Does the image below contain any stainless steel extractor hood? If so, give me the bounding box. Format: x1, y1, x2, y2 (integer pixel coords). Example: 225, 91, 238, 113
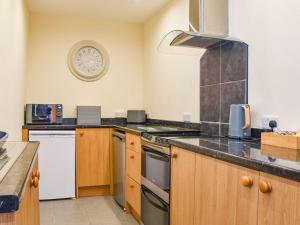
158, 0, 246, 53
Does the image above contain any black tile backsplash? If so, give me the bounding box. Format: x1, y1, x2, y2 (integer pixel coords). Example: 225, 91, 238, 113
200, 85, 220, 122
221, 42, 248, 83
220, 80, 247, 123
200, 46, 221, 86
200, 41, 248, 136
200, 122, 220, 137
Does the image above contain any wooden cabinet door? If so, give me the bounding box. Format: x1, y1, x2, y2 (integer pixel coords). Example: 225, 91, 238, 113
171, 147, 196, 225
31, 160, 40, 225
77, 129, 110, 187
258, 173, 299, 225
15, 174, 31, 225
194, 154, 259, 225
15, 158, 40, 225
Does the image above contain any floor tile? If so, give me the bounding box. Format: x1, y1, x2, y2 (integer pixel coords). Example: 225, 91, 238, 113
40, 196, 138, 225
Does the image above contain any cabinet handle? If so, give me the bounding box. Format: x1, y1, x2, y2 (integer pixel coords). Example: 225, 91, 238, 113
241, 176, 253, 187
259, 181, 272, 193
130, 185, 134, 188
130, 155, 134, 159
79, 132, 84, 136
30, 177, 39, 188
130, 142, 134, 145
172, 153, 178, 158
33, 170, 40, 180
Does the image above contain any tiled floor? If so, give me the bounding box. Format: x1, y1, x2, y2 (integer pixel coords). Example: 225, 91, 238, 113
40, 196, 139, 225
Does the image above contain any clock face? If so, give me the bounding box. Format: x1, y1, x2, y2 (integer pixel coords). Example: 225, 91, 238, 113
74, 46, 103, 76
68, 41, 109, 81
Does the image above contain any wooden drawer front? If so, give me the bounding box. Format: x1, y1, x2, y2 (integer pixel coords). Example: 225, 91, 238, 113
126, 149, 141, 184
126, 133, 141, 153
126, 176, 141, 214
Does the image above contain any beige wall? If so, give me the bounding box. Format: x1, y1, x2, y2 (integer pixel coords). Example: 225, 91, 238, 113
229, 0, 300, 130
0, 0, 28, 140
26, 14, 144, 118
143, 0, 200, 122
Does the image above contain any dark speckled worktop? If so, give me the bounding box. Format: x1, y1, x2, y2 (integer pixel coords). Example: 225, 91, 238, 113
169, 137, 300, 182
22, 121, 198, 135
0, 142, 39, 213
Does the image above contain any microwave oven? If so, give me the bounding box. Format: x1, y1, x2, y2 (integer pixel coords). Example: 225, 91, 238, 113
25, 104, 63, 124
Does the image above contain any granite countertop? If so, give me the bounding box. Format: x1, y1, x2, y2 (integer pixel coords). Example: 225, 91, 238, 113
169, 137, 300, 182
23, 121, 199, 135
0, 142, 39, 213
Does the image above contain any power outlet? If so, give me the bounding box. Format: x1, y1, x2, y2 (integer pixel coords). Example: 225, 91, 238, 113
261, 115, 279, 129
183, 112, 192, 122
115, 111, 126, 118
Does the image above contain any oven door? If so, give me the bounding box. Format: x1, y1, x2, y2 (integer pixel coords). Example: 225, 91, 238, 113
141, 144, 170, 192
141, 185, 170, 225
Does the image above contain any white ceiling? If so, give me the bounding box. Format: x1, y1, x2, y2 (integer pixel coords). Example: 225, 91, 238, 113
28, 0, 171, 23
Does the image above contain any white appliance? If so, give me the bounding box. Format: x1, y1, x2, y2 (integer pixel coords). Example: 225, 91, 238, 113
29, 130, 76, 200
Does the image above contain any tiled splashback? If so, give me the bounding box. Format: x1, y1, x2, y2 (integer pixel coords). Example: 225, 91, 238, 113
200, 42, 248, 137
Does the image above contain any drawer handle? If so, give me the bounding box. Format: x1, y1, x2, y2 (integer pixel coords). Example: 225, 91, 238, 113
79, 132, 84, 136
259, 181, 272, 193
130, 142, 135, 145
130, 185, 134, 188
30, 177, 39, 188
241, 176, 253, 187
172, 153, 178, 158
130, 155, 134, 159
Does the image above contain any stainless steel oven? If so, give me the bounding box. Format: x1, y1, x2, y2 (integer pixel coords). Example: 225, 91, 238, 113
141, 140, 170, 225
141, 185, 170, 225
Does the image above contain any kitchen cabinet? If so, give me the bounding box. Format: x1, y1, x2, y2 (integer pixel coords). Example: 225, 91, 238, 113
171, 147, 196, 225
12, 158, 40, 225
126, 133, 141, 153
194, 154, 259, 225
257, 173, 299, 225
170, 147, 300, 225
125, 133, 141, 220
76, 128, 111, 196
126, 148, 141, 184
126, 176, 141, 215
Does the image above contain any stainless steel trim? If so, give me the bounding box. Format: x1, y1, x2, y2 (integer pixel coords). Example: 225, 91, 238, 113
141, 177, 169, 204
113, 132, 126, 140
141, 139, 170, 155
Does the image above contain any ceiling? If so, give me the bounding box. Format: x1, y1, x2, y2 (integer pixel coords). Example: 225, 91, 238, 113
28, 0, 171, 23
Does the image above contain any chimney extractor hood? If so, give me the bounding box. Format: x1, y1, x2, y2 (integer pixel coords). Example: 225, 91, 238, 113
158, 0, 246, 54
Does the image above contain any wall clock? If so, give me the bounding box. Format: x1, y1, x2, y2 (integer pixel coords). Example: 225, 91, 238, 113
68, 40, 109, 82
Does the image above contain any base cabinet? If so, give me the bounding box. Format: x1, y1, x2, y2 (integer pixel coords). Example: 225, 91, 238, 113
171, 147, 195, 225
194, 154, 259, 225
257, 173, 299, 225
125, 133, 141, 221
0, 158, 41, 225
76, 128, 111, 196
171, 147, 300, 225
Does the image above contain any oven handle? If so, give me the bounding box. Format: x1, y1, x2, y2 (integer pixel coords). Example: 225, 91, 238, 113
142, 146, 170, 161
142, 187, 169, 212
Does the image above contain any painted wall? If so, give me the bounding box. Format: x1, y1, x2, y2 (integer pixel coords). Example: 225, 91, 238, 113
0, 0, 28, 140
230, 0, 300, 130
143, 0, 201, 123
26, 13, 144, 118
144, 0, 300, 130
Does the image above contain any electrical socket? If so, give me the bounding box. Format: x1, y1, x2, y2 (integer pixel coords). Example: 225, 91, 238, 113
115, 111, 126, 118
183, 112, 191, 122
261, 115, 279, 129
